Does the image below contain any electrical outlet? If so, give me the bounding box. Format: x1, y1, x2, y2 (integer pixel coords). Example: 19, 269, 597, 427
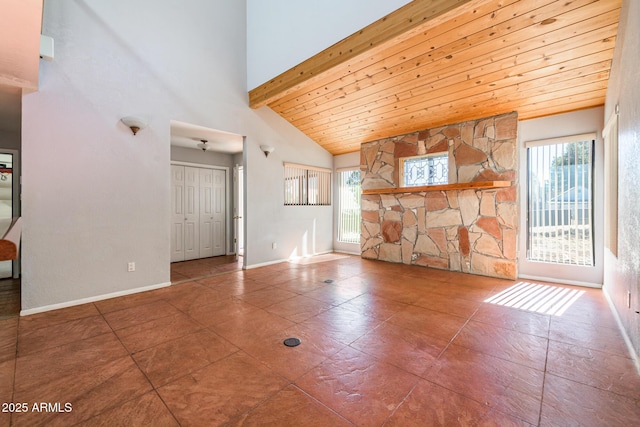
272, 242, 277, 249
128, 262, 135, 272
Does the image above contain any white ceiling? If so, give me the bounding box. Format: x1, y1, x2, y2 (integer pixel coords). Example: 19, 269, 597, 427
170, 120, 243, 154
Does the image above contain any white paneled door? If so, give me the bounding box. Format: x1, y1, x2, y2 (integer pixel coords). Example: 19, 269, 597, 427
171, 165, 226, 262
171, 165, 185, 262
184, 166, 200, 261
211, 169, 226, 256
199, 168, 214, 258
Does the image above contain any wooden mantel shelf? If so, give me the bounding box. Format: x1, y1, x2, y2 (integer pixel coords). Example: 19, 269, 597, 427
362, 181, 511, 195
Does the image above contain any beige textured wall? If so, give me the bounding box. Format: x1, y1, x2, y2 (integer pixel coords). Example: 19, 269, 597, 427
360, 112, 518, 280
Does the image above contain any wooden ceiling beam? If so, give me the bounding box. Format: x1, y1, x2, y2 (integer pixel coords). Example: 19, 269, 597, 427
248, 0, 483, 109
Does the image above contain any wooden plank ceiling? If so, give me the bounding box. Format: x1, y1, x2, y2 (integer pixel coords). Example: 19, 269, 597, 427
249, 0, 621, 155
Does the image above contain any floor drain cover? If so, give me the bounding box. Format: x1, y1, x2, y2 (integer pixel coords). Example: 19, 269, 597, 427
283, 337, 301, 347
324, 279, 334, 283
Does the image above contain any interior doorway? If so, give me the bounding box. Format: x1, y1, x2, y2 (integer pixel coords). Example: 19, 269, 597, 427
0, 152, 15, 278
0, 149, 20, 319
169, 120, 245, 283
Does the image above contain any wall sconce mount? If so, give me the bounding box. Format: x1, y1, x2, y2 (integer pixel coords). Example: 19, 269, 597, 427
121, 116, 148, 135
260, 145, 275, 158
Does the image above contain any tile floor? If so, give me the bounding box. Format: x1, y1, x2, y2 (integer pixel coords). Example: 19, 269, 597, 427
1, 254, 639, 426
0, 278, 20, 320
170, 255, 243, 284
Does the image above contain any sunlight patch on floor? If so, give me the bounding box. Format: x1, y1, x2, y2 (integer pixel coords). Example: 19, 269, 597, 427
485, 282, 585, 316
288, 253, 353, 264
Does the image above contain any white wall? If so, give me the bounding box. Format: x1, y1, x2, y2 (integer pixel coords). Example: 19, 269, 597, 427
603, 0, 640, 360
246, 0, 411, 89
518, 107, 604, 286
21, 0, 332, 313
333, 151, 361, 254
245, 107, 333, 265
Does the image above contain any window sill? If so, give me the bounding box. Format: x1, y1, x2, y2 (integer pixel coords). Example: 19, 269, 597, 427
361, 181, 511, 195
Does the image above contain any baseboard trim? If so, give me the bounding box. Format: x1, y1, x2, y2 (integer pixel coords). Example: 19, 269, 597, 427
244, 259, 288, 269
20, 281, 172, 316
518, 274, 602, 289
245, 251, 336, 270
602, 289, 640, 375
287, 250, 334, 261
333, 249, 361, 256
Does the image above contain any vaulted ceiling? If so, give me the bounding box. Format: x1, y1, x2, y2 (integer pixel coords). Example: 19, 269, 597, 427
249, 0, 621, 155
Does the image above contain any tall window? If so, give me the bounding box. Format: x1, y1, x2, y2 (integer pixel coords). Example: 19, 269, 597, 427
400, 152, 449, 186
527, 134, 595, 266
337, 169, 361, 243
284, 162, 331, 206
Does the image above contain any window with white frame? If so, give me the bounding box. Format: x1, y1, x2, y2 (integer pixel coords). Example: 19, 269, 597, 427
400, 152, 449, 187
526, 134, 595, 266
337, 168, 361, 243
284, 162, 331, 206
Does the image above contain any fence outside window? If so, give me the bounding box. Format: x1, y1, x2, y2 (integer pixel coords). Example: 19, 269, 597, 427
527, 134, 595, 266
284, 163, 331, 206
337, 169, 361, 244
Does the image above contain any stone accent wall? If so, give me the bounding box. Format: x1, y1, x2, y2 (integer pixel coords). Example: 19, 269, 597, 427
360, 112, 518, 280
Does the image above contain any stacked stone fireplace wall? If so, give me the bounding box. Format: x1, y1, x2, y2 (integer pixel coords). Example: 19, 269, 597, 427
360, 112, 518, 280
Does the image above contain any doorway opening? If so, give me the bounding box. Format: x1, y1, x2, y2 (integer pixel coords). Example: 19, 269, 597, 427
0, 149, 20, 319
169, 121, 245, 283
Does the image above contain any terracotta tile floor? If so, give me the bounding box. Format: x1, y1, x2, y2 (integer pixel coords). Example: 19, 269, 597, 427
1, 254, 639, 426
0, 278, 20, 320
170, 255, 243, 284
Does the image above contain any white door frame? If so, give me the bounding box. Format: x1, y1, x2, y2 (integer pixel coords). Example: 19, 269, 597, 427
171, 161, 231, 255
518, 133, 604, 288
233, 164, 244, 258
0, 149, 19, 278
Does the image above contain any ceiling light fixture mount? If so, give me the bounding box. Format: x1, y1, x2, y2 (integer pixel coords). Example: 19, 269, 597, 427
121, 116, 148, 135
197, 139, 209, 152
